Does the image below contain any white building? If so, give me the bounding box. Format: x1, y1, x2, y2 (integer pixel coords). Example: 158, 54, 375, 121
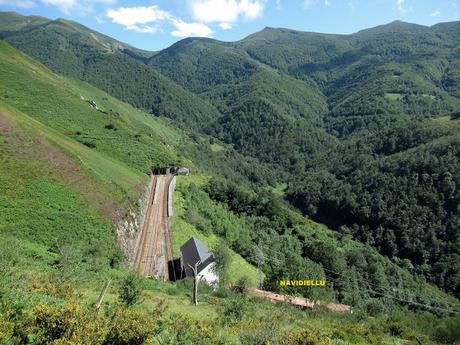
180, 237, 219, 287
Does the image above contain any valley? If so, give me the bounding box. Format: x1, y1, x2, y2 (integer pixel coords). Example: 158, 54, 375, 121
0, 10, 459, 345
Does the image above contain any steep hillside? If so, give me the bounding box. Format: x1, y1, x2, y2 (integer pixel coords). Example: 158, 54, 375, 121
0, 15, 221, 129
0, 40, 258, 280
240, 24, 460, 118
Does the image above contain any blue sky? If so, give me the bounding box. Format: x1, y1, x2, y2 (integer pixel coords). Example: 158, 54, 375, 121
1, 0, 458, 51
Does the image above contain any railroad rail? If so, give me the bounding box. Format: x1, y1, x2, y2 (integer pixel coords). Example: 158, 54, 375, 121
132, 174, 175, 280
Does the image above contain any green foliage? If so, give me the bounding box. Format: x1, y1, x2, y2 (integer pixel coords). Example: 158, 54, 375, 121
235, 276, 251, 294
119, 272, 143, 307
432, 317, 460, 344
32, 303, 105, 345
222, 296, 249, 325
287, 129, 460, 297
213, 240, 232, 288
0, 19, 219, 130
104, 307, 154, 345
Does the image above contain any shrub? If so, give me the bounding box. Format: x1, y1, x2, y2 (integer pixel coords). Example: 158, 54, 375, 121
31, 303, 105, 345
159, 313, 227, 345
119, 272, 143, 306
104, 307, 154, 345
238, 320, 280, 345
432, 317, 460, 344
365, 298, 386, 316
235, 276, 251, 294
223, 296, 249, 325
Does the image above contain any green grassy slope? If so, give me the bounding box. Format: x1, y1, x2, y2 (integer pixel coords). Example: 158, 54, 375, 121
0, 16, 221, 129
0, 40, 258, 282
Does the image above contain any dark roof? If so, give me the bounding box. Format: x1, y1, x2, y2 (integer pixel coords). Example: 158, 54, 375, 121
180, 237, 214, 273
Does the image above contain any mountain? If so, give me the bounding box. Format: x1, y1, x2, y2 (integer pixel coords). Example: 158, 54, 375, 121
0, 14, 221, 129
355, 20, 430, 35
0, 11, 48, 31
1, 11, 460, 343
1, 10, 460, 310
149, 36, 334, 173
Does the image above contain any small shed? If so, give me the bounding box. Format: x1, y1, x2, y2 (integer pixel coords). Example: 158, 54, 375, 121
180, 237, 218, 287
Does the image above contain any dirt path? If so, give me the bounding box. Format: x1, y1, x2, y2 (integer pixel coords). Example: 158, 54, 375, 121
249, 288, 352, 313
132, 175, 174, 280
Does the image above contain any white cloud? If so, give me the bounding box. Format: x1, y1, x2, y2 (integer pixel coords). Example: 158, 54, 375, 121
171, 19, 213, 37
106, 5, 212, 38
129, 24, 160, 33
0, 0, 36, 8
430, 10, 441, 16
106, 6, 170, 27
396, 0, 405, 13
189, 0, 264, 24
325, 0, 331, 6
219, 22, 232, 29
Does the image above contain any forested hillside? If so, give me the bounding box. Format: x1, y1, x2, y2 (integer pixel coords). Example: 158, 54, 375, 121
1, 10, 459, 309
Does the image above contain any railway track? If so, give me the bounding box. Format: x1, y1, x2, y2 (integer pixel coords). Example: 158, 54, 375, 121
132, 174, 175, 280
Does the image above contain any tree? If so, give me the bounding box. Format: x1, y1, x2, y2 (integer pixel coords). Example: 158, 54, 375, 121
187, 262, 200, 305
213, 240, 232, 289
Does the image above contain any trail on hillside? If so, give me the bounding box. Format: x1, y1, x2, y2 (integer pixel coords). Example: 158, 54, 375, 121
132, 175, 174, 280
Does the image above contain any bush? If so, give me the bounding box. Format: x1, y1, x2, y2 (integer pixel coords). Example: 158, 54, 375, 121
119, 272, 143, 306
433, 317, 460, 344
235, 276, 251, 294
239, 320, 280, 345
104, 308, 154, 345
223, 296, 249, 325
365, 298, 387, 316
31, 303, 105, 345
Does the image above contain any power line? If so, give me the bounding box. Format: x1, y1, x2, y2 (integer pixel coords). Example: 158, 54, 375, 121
324, 273, 460, 315
257, 245, 460, 314
322, 266, 460, 311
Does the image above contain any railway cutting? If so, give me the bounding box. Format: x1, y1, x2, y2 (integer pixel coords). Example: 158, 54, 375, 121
132, 174, 176, 280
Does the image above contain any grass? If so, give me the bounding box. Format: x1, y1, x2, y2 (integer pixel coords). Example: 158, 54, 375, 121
0, 112, 117, 280
209, 142, 225, 152
0, 104, 145, 199
0, 40, 180, 178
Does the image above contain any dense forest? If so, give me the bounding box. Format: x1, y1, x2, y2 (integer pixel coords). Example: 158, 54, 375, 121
1, 11, 460, 303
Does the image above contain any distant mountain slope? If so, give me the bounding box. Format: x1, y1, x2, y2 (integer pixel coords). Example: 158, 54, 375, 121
0, 11, 48, 31
148, 35, 334, 173
0, 14, 221, 129
238, 24, 460, 118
